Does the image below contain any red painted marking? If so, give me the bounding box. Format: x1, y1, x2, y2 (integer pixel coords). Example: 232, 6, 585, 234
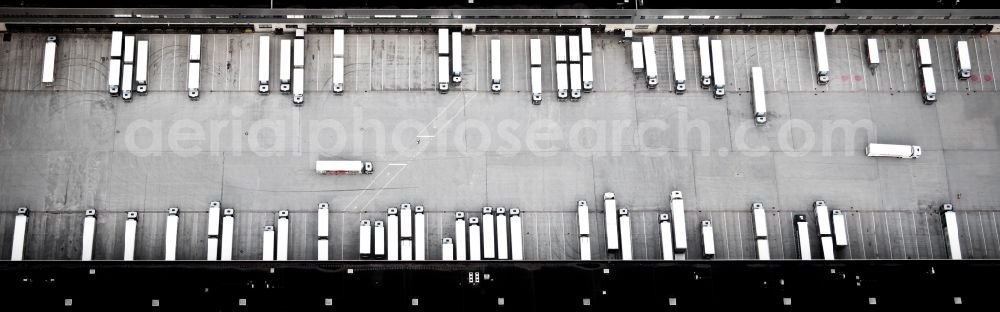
854, 75, 864, 82
985, 74, 993, 82
970, 74, 980, 82
840, 75, 850, 81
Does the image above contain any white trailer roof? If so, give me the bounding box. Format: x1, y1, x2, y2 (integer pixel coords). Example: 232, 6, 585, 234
814, 32, 829, 73
671, 195, 687, 251
316, 160, 365, 172
333, 29, 344, 56
531, 67, 542, 94
110, 31, 123, 58
189, 35, 201, 61
292, 68, 304, 95
136, 41, 149, 83
582, 55, 594, 82
451, 32, 462, 74
752, 204, 767, 238
108, 59, 121, 86
866, 38, 880, 64
123, 36, 136, 63
258, 36, 269, 83
642, 37, 657, 77
671, 36, 686, 82
490, 39, 501, 81
570, 63, 582, 90
815, 202, 832, 236
279, 40, 292, 81
293, 38, 305, 67
752, 67, 766, 113
42, 42, 56, 84
333, 58, 344, 84
581, 27, 592, 55
631, 41, 644, 70
710, 40, 726, 87
121, 64, 133, 92
530, 39, 542, 66
922, 67, 936, 93
569, 36, 581, 62
187, 62, 200, 89
438, 56, 450, 83
917, 38, 932, 66
698, 36, 711, 78
438, 29, 450, 55
956, 41, 971, 70
556, 63, 569, 90
554, 36, 567, 62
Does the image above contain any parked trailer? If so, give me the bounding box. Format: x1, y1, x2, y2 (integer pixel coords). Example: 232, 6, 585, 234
578, 201, 591, 260
374, 220, 385, 259
497, 207, 509, 260
580, 236, 592, 260
570, 64, 582, 100
821, 236, 835, 260
221, 209, 234, 261
490, 39, 501, 92
710, 39, 726, 98
207, 202, 221, 261
569, 36, 581, 63
604, 192, 620, 251
831, 209, 848, 247
454, 212, 466, 261
438, 28, 449, 56
794, 215, 812, 260
442, 238, 454, 260
866, 38, 880, 75
468, 217, 481, 260
921, 67, 937, 104
619, 208, 633, 260
165, 208, 179, 260
555, 35, 567, 63
123, 212, 138, 260
642, 36, 658, 88
333, 29, 345, 58
701, 220, 715, 259
121, 64, 134, 102
510, 208, 524, 260
438, 56, 450, 93
400, 204, 413, 239
388, 209, 400, 261
756, 239, 771, 260
11, 208, 28, 261
866, 143, 922, 159
814, 32, 830, 84
917, 38, 933, 68
81, 210, 96, 261
318, 203, 330, 260
752, 203, 770, 260
279, 39, 291, 93
414, 206, 426, 260
258, 36, 270, 94
333, 29, 345, 93
751, 66, 767, 125
956, 41, 972, 79
108, 31, 123, 95
188, 35, 201, 100
815, 201, 834, 260
262, 225, 275, 261
359, 220, 372, 259
556, 63, 569, 100
42, 36, 57, 87
630, 41, 645, 73
671, 36, 686, 93
482, 207, 496, 259
292, 68, 304, 105
451, 32, 462, 84
316, 160, 374, 174
581, 27, 592, 55
136, 40, 149, 94
659, 213, 673, 260
671, 191, 687, 254
582, 55, 594, 92
698, 36, 712, 89
941, 204, 962, 260
530, 39, 542, 104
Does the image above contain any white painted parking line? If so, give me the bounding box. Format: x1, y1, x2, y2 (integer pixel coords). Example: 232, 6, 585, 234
978, 211, 989, 258
793, 36, 803, 91
987, 38, 997, 91
767, 36, 777, 90
776, 213, 785, 259
736, 213, 744, 259
882, 36, 893, 91
963, 213, 974, 258
899, 41, 909, 92
932, 36, 947, 92
870, 213, 879, 258
898, 212, 907, 258
973, 38, 984, 91
924, 213, 935, 259
845, 37, 854, 90
911, 212, 920, 259
993, 212, 1000, 257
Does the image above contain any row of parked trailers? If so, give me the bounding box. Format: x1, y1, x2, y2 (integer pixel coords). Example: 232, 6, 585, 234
553, 28, 595, 101
3, 200, 969, 261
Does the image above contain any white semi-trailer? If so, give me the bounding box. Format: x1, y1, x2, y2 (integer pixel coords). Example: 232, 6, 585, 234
207, 201, 221, 261
956, 41, 972, 79
468, 217, 481, 260
619, 208, 633, 260
578, 201, 591, 260
581, 28, 594, 92
630, 41, 645, 73
659, 213, 673, 260
374, 220, 385, 259
496, 207, 509, 260
123, 211, 138, 260
454, 212, 466, 261
136, 40, 149, 94
865, 143, 922, 159
831, 209, 848, 247
815, 201, 835, 260
165, 208, 179, 260
258, 36, 270, 94
292, 68, 304, 105
866, 38, 880, 75
581, 28, 592, 55
360, 220, 372, 259
642, 36, 658, 88
752, 203, 770, 260
921, 67, 937, 104
814, 32, 830, 84
604, 192, 620, 251
442, 238, 454, 260
188, 34, 201, 100
490, 39, 501, 92
262, 225, 275, 261
569, 36, 582, 99
42, 36, 57, 87
438, 28, 449, 56
555, 35, 567, 63
710, 39, 726, 98
941, 204, 962, 260
451, 32, 462, 84
438, 56, 450, 93
318, 203, 330, 260
333, 29, 345, 94
292, 32, 305, 105
121, 35, 135, 101
11, 208, 29, 260
917, 38, 933, 68
388, 208, 400, 261
671, 36, 686, 93
414, 206, 426, 260
556, 63, 569, 100
701, 220, 715, 259
482, 207, 496, 259
698, 36, 712, 89
221, 209, 234, 261
530, 39, 542, 104
279, 39, 292, 93
315, 160, 374, 174
510, 208, 524, 260
108, 31, 123, 96
670, 191, 687, 255
794, 215, 812, 260
751, 66, 767, 125
81, 210, 96, 261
